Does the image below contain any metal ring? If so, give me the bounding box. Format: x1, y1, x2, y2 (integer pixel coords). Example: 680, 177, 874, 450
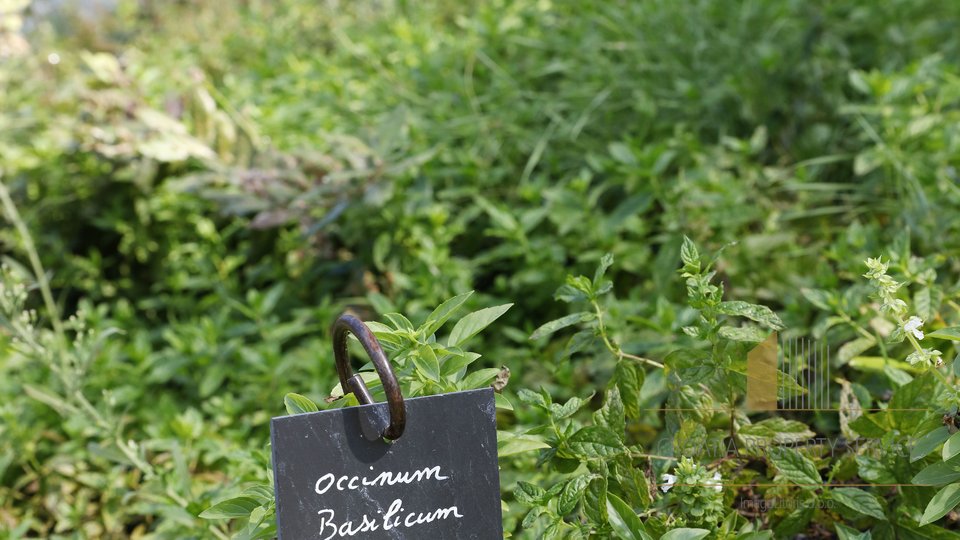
332, 313, 406, 440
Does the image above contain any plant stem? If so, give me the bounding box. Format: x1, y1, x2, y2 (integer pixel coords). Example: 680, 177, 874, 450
0, 179, 65, 343
592, 299, 665, 369
1, 176, 155, 479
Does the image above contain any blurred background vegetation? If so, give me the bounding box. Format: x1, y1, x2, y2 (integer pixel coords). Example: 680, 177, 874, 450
2, 0, 960, 537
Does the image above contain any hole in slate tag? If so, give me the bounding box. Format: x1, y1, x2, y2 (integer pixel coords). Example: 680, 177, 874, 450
359, 401, 391, 442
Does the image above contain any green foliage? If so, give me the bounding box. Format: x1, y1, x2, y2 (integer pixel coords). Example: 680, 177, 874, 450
3, 0, 960, 538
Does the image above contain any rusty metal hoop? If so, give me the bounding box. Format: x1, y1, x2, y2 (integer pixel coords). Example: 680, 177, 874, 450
332, 313, 406, 440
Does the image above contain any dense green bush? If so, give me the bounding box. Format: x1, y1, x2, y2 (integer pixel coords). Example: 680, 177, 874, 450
3, 0, 960, 538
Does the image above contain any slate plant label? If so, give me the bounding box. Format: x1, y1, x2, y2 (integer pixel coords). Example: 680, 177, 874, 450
271, 387, 503, 539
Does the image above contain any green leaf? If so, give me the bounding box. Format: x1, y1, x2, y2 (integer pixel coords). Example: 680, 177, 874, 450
605, 493, 653, 540
448, 303, 513, 347
440, 351, 481, 376
553, 394, 591, 420
849, 356, 923, 374
614, 455, 651, 507
717, 301, 784, 330
594, 386, 625, 438
768, 447, 822, 487
911, 427, 951, 462
913, 454, 960, 486
614, 360, 645, 418
594, 253, 615, 285
514, 481, 546, 505
664, 348, 711, 371
831, 487, 887, 521
558, 475, 592, 515
857, 455, 896, 484
739, 418, 815, 445
889, 373, 931, 430
609, 142, 636, 165
680, 236, 700, 271
920, 484, 960, 526
517, 388, 548, 408
773, 506, 814, 538
838, 337, 877, 366
674, 420, 707, 457
283, 393, 318, 415
494, 393, 513, 411
529, 312, 593, 340
521, 508, 546, 529
848, 414, 888, 438
718, 326, 769, 343
915, 287, 935, 321
555, 277, 592, 303
583, 475, 608, 524
660, 529, 711, 540
412, 344, 441, 382
420, 290, 473, 338
565, 426, 626, 458
384, 312, 415, 332
943, 431, 960, 461
199, 496, 261, 520
363, 321, 405, 350
895, 520, 960, 539
929, 327, 960, 341
800, 288, 832, 310
241, 485, 274, 504
835, 523, 872, 540
460, 367, 503, 389
735, 533, 773, 540
497, 432, 551, 457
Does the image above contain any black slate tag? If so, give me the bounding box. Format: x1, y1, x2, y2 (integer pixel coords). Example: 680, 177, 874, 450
271, 387, 502, 539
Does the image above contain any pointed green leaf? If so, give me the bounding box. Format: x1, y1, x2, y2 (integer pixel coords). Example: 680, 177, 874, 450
929, 327, 960, 342
199, 496, 261, 520
911, 427, 951, 462
565, 426, 626, 458
413, 345, 441, 382
614, 359, 645, 418
769, 447, 821, 487
831, 487, 886, 521
944, 431, 960, 461
717, 301, 785, 330
558, 475, 592, 515
835, 523, 872, 540
594, 253, 615, 285
605, 493, 652, 540
920, 484, 960, 526
497, 432, 550, 457
460, 367, 501, 389
514, 481, 547, 505
718, 326, 769, 343
283, 393, 318, 415
529, 312, 593, 340
661, 529, 711, 540
913, 454, 960, 486
421, 291, 473, 338
448, 303, 513, 347
593, 386, 625, 438
739, 418, 815, 445
680, 236, 700, 271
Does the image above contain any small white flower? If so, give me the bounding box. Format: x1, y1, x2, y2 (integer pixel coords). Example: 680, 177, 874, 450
712, 471, 722, 492
936, 357, 945, 368
660, 473, 677, 493
904, 316, 924, 340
